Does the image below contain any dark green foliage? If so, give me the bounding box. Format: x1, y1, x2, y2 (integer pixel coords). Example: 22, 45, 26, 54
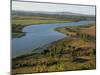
43, 49, 50, 55
12, 24, 25, 38
12, 24, 24, 32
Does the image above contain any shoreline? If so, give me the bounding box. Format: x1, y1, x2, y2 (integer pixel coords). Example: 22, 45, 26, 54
13, 19, 92, 38
12, 21, 72, 38
12, 23, 96, 74
12, 24, 96, 58
12, 36, 66, 59
12, 23, 95, 58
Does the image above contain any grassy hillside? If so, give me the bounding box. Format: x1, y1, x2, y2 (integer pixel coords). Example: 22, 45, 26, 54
12, 24, 96, 74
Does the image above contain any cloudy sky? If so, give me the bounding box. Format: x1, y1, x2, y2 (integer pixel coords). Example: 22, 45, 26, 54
12, 1, 95, 15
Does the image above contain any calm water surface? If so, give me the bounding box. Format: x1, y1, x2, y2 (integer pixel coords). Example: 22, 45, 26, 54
12, 21, 95, 57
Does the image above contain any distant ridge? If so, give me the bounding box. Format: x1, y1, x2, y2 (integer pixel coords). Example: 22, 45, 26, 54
12, 10, 95, 17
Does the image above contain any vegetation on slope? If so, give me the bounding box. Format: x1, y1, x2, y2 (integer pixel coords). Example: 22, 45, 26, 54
12, 24, 96, 74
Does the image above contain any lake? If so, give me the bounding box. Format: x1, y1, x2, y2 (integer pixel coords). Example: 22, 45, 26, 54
12, 20, 95, 57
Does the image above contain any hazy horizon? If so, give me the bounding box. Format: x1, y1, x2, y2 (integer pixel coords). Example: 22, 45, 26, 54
12, 1, 95, 15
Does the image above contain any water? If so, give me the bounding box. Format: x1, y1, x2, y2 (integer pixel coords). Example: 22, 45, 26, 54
12, 20, 95, 57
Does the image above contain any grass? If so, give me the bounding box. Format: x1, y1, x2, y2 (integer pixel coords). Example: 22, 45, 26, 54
12, 23, 96, 74
12, 19, 69, 25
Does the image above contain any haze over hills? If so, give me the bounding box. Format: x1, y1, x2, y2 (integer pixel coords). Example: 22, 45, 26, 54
12, 10, 95, 17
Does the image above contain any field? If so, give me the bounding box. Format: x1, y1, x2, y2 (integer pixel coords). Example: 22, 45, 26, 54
12, 16, 70, 25
12, 24, 96, 74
